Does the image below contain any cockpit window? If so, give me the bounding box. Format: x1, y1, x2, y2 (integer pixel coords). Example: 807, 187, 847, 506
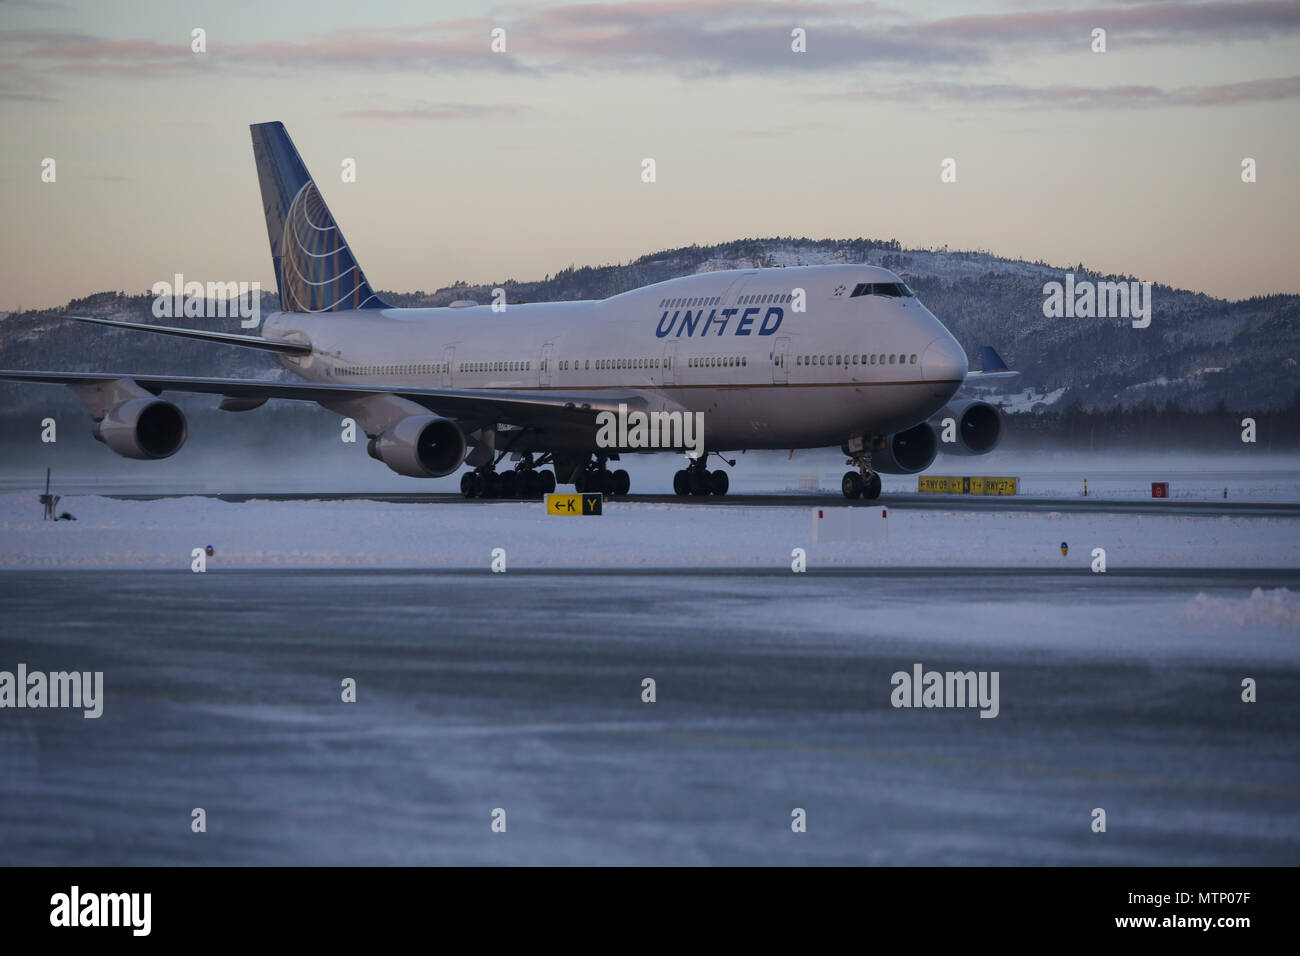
850, 282, 915, 298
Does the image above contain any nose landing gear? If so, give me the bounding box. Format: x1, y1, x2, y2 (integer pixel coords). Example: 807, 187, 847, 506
842, 453, 882, 500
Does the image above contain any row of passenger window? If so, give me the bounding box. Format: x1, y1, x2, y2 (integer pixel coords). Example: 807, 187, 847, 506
798, 353, 918, 367
658, 291, 795, 309
338, 352, 914, 378
340, 363, 449, 376
659, 296, 721, 308
557, 358, 668, 371
459, 360, 530, 373
688, 355, 748, 368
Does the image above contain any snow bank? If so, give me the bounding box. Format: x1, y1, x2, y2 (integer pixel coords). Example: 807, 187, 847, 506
1, 493, 1297, 571
1178, 587, 1300, 629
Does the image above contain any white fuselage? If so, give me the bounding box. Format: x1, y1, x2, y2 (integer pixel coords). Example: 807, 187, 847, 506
263, 264, 968, 452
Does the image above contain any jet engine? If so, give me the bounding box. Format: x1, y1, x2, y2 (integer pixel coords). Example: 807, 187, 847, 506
93, 398, 188, 460
842, 422, 939, 474
930, 399, 1002, 456
366, 415, 467, 478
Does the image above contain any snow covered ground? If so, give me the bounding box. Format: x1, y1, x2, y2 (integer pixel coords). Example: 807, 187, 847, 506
894, 450, 1300, 502
2, 491, 1298, 571
992, 386, 1068, 413
2, 448, 1294, 501
4, 435, 1296, 864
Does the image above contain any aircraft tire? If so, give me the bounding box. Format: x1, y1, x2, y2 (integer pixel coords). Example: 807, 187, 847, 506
842, 471, 864, 499
522, 471, 543, 499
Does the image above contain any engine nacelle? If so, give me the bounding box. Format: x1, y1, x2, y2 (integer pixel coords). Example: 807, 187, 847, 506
930, 399, 1002, 456
366, 415, 467, 478
93, 398, 188, 460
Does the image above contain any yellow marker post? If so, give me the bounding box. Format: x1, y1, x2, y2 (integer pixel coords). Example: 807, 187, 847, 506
545, 493, 603, 516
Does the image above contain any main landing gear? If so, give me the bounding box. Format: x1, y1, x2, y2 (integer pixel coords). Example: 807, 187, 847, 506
842, 452, 882, 501
460, 453, 558, 499
574, 454, 630, 496
673, 454, 730, 497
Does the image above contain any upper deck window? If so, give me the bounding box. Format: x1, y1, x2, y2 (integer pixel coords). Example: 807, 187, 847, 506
850, 282, 915, 298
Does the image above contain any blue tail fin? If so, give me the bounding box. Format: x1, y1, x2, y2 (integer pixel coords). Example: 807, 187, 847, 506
250, 121, 389, 313
979, 346, 1009, 372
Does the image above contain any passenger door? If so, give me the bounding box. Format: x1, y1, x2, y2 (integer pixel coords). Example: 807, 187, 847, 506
772, 335, 790, 384
661, 341, 678, 386
539, 342, 554, 387
441, 346, 455, 387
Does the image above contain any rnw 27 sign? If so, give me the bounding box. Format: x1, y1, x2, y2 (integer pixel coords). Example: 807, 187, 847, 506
545, 493, 603, 516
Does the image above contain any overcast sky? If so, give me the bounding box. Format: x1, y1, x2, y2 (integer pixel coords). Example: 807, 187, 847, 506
1, 0, 1297, 309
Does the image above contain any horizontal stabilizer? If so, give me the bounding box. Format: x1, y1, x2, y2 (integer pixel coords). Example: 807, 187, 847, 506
66, 315, 312, 355
965, 345, 1019, 381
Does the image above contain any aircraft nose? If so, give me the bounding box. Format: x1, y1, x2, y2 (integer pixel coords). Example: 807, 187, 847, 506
921, 336, 968, 383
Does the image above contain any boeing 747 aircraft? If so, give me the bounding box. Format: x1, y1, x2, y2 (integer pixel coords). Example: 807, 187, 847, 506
1, 122, 1014, 499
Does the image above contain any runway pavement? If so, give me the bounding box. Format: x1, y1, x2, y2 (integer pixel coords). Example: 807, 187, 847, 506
1, 567, 1296, 865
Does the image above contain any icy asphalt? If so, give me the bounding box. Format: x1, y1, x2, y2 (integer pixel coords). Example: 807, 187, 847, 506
1, 567, 1297, 865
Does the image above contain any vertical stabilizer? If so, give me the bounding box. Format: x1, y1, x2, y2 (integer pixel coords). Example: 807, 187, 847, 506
249, 121, 389, 313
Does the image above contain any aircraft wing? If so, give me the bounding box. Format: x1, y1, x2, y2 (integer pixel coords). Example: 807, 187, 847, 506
0, 369, 648, 430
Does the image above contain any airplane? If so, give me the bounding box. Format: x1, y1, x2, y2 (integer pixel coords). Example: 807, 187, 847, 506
1, 122, 1015, 501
